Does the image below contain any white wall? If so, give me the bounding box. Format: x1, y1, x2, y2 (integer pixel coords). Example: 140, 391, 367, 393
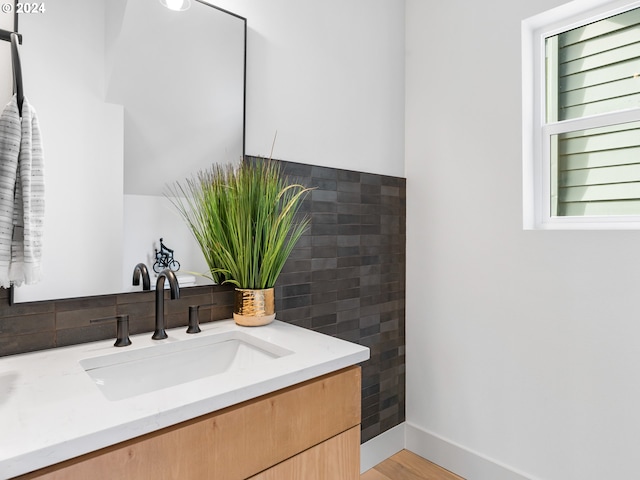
406, 1, 640, 479
208, 0, 406, 177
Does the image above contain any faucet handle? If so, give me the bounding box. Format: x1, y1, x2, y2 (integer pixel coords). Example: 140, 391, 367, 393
187, 303, 217, 334
187, 306, 202, 334
115, 315, 132, 347
90, 314, 132, 347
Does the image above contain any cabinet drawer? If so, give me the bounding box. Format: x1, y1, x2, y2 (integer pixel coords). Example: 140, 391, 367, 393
249, 426, 360, 480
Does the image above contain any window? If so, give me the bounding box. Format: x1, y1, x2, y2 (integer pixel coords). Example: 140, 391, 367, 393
523, 1, 640, 229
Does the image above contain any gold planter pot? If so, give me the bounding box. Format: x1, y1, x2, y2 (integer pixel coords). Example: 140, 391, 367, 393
233, 288, 276, 326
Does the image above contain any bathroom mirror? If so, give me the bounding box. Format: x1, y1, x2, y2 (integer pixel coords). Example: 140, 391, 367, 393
11, 0, 245, 302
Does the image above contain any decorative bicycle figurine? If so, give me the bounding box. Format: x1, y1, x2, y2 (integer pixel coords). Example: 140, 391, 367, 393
153, 238, 181, 274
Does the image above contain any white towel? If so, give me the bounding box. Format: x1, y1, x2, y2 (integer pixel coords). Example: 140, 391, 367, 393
0, 95, 44, 288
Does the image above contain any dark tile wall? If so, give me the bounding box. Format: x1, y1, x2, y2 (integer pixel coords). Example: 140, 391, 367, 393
0, 158, 406, 444
268, 158, 406, 443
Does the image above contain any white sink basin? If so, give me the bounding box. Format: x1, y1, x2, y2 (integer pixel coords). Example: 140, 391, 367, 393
80, 331, 293, 401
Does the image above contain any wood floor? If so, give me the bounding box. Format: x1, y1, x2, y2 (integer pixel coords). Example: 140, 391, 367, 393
361, 450, 464, 480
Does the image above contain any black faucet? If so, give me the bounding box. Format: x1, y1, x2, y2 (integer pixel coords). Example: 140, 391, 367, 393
132, 263, 151, 290
153, 269, 180, 340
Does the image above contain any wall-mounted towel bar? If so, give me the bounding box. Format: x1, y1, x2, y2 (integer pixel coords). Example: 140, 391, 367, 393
0, 28, 24, 116
9, 32, 23, 115
0, 29, 21, 44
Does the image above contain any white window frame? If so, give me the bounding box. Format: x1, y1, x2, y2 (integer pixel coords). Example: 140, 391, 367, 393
522, 0, 640, 229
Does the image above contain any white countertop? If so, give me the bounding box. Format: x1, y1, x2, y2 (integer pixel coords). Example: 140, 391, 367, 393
0, 320, 369, 479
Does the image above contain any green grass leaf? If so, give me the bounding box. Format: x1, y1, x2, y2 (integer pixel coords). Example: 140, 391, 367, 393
167, 159, 313, 289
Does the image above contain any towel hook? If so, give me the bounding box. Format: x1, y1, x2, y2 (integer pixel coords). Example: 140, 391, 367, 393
10, 32, 23, 117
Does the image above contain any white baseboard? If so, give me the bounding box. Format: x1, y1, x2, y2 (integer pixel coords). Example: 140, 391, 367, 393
405, 422, 538, 480
360, 423, 406, 473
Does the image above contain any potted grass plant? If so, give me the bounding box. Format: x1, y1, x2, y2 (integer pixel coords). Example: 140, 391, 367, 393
170, 159, 312, 326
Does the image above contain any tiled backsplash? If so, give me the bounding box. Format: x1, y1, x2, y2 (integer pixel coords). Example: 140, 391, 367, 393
0, 285, 236, 354
0, 158, 405, 444
271, 158, 406, 442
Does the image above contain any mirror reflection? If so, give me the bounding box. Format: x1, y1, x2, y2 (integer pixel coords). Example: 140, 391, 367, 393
12, 0, 245, 302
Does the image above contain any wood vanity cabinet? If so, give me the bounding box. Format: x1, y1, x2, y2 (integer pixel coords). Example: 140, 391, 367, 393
17, 366, 361, 480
